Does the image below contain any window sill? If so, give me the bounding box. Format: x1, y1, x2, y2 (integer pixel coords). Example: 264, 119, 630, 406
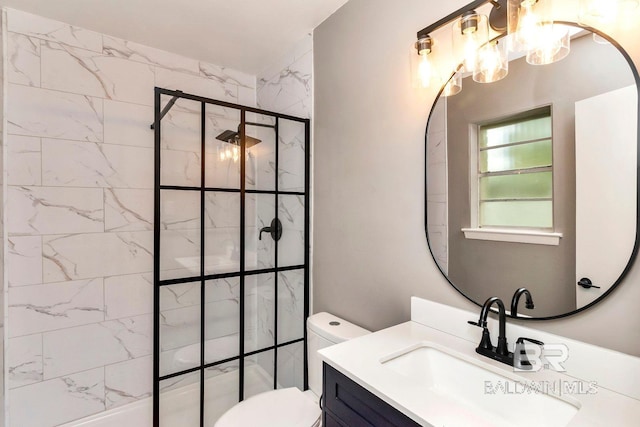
461, 228, 562, 246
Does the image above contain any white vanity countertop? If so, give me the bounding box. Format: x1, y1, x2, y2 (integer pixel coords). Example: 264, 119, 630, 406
319, 319, 640, 427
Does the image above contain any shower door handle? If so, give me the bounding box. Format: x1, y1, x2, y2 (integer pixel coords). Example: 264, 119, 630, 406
259, 218, 283, 241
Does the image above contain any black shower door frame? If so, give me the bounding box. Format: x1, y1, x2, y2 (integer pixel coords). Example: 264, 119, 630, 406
152, 87, 311, 427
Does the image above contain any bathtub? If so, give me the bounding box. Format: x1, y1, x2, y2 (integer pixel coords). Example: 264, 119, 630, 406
61, 341, 273, 427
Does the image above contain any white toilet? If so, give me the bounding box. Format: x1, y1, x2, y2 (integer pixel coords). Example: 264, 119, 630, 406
214, 312, 370, 427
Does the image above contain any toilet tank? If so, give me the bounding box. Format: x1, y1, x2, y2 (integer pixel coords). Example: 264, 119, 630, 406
307, 312, 370, 396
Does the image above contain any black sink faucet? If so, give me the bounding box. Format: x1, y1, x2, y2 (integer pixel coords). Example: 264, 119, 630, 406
511, 287, 534, 318
468, 297, 514, 366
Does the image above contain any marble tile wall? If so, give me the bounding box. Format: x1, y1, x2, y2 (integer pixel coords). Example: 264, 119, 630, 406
255, 34, 312, 389
0, 13, 5, 427
426, 98, 449, 274
2, 8, 258, 427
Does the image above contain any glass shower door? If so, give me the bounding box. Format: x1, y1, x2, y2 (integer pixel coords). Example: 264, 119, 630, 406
153, 88, 309, 427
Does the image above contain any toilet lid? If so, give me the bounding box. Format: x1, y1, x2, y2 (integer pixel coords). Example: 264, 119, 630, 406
214, 387, 321, 427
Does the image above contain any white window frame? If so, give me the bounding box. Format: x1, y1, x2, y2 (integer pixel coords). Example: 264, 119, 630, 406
464, 107, 562, 246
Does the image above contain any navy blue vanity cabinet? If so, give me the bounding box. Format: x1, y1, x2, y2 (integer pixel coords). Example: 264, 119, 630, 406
322, 363, 422, 427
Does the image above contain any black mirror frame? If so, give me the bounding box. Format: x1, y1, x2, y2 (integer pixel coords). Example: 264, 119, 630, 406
423, 3, 640, 321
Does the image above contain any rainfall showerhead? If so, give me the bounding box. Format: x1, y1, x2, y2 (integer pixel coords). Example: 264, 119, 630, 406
215, 126, 262, 148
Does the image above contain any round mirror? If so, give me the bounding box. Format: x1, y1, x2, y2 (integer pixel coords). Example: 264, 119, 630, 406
425, 26, 639, 319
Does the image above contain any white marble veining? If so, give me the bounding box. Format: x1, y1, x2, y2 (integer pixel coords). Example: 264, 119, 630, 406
258, 35, 312, 87
160, 304, 200, 353
246, 194, 276, 269
43, 314, 151, 379
7, 186, 104, 235
199, 62, 255, 89
278, 119, 306, 192
7, 134, 41, 186
160, 148, 201, 187
105, 189, 153, 232
245, 274, 275, 353
257, 50, 312, 116
41, 41, 155, 105
8, 84, 104, 142
160, 281, 200, 310
7, 9, 103, 52
8, 334, 43, 389
103, 35, 200, 75
105, 273, 153, 320
159, 99, 203, 153
279, 98, 312, 119
159, 228, 200, 280
103, 100, 154, 148
42, 232, 153, 282
105, 356, 153, 409
238, 85, 256, 106
7, 236, 43, 286
247, 124, 276, 191
9, 278, 104, 337
161, 190, 200, 230
156, 67, 238, 104
277, 269, 304, 343
42, 139, 153, 188
1, 8, 289, 426
7, 32, 41, 86
9, 368, 105, 427
250, 39, 309, 396
278, 195, 305, 267
160, 370, 200, 394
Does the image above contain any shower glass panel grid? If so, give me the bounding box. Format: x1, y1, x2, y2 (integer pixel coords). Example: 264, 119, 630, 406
153, 87, 310, 427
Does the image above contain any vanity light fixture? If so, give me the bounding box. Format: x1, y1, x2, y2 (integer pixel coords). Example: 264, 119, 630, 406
413, 35, 437, 88
509, 0, 544, 51
412, 0, 580, 94
508, 0, 571, 65
453, 10, 490, 73
473, 39, 509, 82
525, 22, 570, 65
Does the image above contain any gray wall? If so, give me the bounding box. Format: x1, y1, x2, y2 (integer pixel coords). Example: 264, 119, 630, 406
313, 0, 640, 357
444, 35, 634, 317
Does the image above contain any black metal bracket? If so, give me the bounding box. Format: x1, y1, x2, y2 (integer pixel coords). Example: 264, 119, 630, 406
150, 90, 182, 129
417, 0, 491, 39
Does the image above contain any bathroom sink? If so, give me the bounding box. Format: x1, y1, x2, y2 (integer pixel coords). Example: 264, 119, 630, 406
381, 344, 579, 427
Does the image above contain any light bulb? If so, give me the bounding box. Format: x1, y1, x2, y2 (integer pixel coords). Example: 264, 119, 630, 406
462, 34, 478, 73
479, 44, 500, 81
473, 40, 508, 83
453, 11, 488, 74
413, 36, 435, 89
517, 0, 543, 50
526, 23, 570, 65
418, 50, 432, 88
